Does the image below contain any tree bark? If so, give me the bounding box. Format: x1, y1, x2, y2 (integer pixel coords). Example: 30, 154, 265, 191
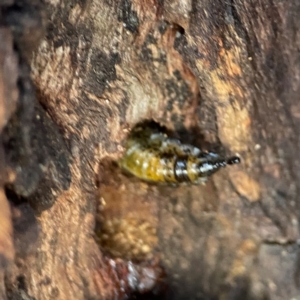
0, 14, 19, 300
1, 0, 300, 299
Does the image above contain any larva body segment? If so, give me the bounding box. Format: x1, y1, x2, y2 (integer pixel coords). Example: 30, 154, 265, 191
120, 143, 167, 182
119, 122, 240, 184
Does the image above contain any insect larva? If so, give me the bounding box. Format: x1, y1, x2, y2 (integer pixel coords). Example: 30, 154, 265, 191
119, 121, 240, 184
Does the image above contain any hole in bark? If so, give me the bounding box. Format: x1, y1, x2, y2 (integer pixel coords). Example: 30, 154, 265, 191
174, 24, 185, 36
95, 157, 159, 261
5, 185, 27, 206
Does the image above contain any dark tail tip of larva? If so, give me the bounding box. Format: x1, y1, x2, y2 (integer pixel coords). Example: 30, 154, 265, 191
227, 156, 241, 165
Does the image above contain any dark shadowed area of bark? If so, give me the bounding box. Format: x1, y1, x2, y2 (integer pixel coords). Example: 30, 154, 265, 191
0, 3, 20, 298
1, 0, 300, 299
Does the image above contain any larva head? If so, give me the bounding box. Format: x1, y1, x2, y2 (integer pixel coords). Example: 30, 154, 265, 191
197, 155, 240, 179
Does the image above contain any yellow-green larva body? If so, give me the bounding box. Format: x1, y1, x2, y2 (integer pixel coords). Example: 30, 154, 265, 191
119, 122, 240, 184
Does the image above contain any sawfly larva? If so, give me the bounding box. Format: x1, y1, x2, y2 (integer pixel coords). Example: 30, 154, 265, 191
119, 121, 240, 184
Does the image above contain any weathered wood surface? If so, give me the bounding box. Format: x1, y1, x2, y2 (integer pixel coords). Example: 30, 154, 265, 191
0, 14, 18, 300
1, 0, 300, 299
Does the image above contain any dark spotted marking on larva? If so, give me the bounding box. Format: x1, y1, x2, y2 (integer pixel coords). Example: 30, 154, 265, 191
119, 121, 240, 184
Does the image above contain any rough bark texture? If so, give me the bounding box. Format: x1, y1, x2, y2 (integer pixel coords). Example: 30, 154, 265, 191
1, 0, 300, 300
0, 9, 19, 300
